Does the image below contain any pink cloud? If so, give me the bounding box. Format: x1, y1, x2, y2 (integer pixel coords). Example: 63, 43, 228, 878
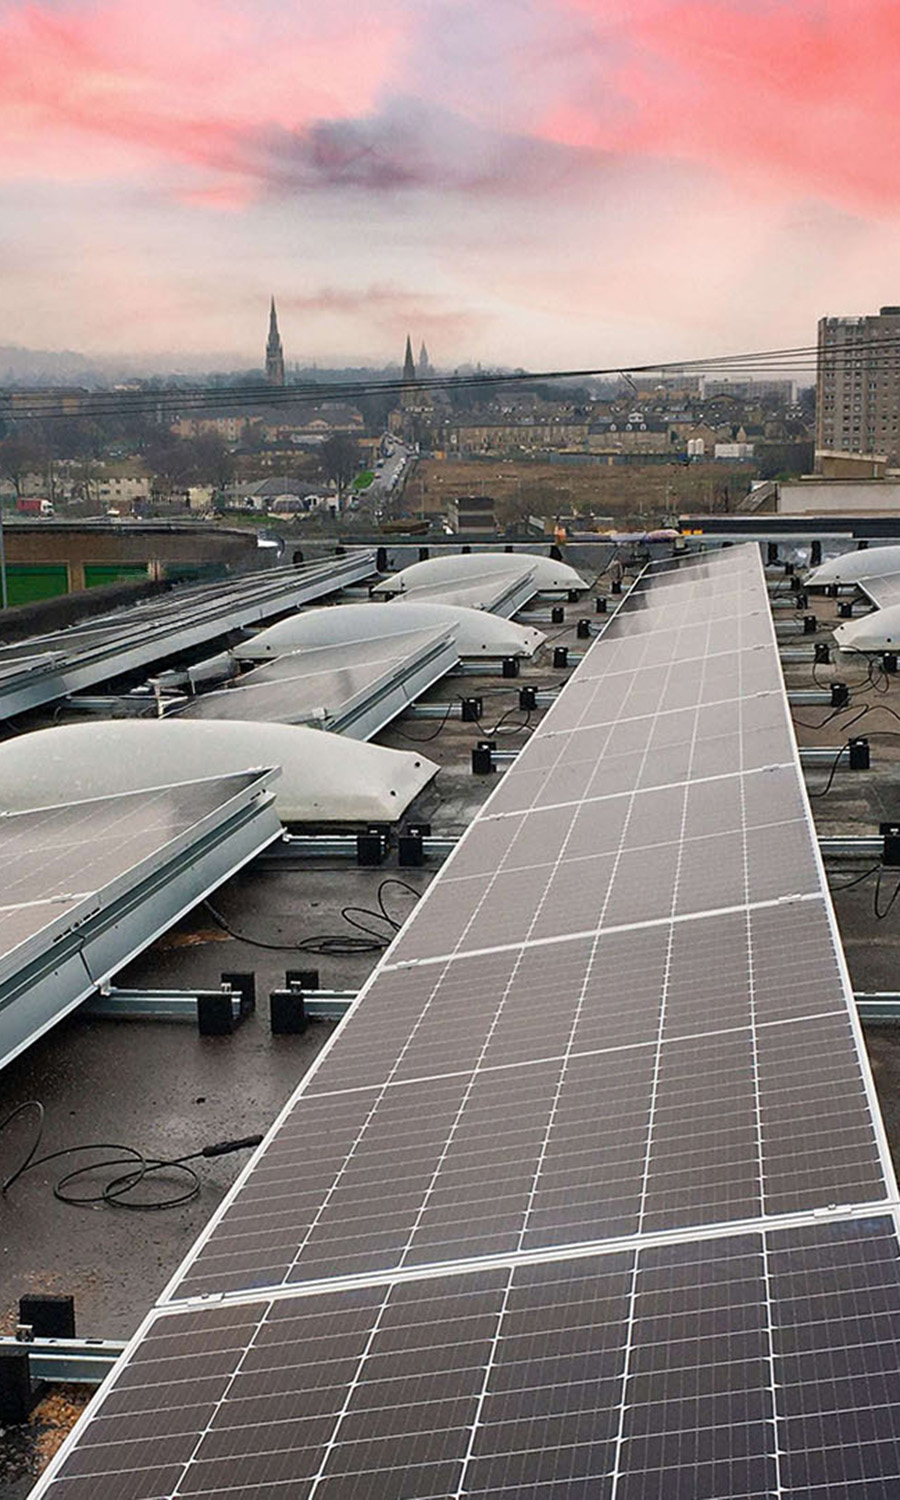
0, 0, 409, 184
277, 284, 487, 346
541, 0, 900, 212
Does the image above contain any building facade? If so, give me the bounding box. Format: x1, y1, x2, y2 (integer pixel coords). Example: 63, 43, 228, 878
816, 307, 900, 464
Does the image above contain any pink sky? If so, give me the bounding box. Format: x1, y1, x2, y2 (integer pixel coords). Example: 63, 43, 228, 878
2, 0, 900, 367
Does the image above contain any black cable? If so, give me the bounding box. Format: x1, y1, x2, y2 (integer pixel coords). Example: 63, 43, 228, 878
0, 1101, 45, 1191
484, 704, 533, 737
11, 330, 900, 425
204, 899, 381, 954
1, 1107, 263, 1210
392, 698, 456, 743
808, 742, 851, 799
792, 705, 854, 730
204, 877, 421, 956
865, 656, 892, 695
874, 868, 900, 921
376, 878, 422, 928
828, 864, 882, 893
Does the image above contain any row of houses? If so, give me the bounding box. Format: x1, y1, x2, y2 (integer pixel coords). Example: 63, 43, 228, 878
446, 418, 759, 460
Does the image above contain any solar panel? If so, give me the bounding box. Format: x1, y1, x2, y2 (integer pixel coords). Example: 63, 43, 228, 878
32, 544, 900, 1499
0, 552, 376, 720
33, 1215, 900, 1500
856, 572, 900, 608
178, 628, 458, 739
387, 567, 539, 616
0, 772, 280, 1071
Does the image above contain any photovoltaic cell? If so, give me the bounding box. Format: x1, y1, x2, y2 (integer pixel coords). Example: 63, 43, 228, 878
37, 1218, 900, 1500
180, 628, 450, 727
32, 545, 900, 1500
0, 777, 263, 983
856, 572, 900, 608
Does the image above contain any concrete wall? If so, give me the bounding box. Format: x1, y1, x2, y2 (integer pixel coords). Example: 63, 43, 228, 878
779, 482, 900, 514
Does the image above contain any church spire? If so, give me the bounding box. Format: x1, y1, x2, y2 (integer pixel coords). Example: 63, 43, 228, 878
266, 297, 285, 387
402, 334, 416, 384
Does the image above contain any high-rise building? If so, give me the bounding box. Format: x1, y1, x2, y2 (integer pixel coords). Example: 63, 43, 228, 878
816, 307, 900, 464
266, 297, 285, 387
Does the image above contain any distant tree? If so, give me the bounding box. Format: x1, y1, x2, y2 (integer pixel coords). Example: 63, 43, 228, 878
355, 392, 394, 435
144, 433, 196, 499
0, 432, 41, 497
320, 434, 361, 500
190, 432, 235, 490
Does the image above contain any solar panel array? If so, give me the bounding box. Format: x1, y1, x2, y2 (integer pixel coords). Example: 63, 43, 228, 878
0, 772, 280, 1071
180, 627, 457, 735
33, 544, 900, 1500
0, 552, 376, 720
0, 776, 265, 985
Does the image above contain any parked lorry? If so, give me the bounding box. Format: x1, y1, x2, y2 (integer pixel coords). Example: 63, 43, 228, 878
15, 497, 54, 516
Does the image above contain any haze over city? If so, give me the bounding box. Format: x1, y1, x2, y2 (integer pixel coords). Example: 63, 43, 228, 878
2, 0, 900, 371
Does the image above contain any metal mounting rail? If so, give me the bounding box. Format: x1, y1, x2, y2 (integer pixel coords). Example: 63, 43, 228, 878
800, 743, 869, 769
82, 987, 357, 1021
83, 989, 243, 1021
856, 994, 900, 1022
0, 1337, 126, 1385
407, 693, 557, 719
789, 689, 849, 706
449, 661, 527, 678
776, 619, 817, 637
258, 833, 459, 863
819, 836, 884, 858
780, 648, 823, 664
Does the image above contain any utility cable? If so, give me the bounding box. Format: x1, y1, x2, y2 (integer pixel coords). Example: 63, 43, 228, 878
874, 868, 900, 921
808, 742, 853, 799
0, 1102, 263, 1210
10, 332, 900, 424
204, 876, 421, 956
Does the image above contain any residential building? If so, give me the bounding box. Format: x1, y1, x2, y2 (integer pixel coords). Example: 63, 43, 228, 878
173, 415, 245, 442
451, 420, 589, 454
816, 307, 900, 464
450, 495, 497, 534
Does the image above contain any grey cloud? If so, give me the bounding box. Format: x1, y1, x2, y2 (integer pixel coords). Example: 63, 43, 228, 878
230, 99, 597, 198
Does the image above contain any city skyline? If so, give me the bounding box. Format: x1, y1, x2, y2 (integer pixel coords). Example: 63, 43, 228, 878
2, 0, 900, 369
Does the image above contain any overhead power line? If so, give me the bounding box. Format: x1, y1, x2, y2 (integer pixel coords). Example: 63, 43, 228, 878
2, 332, 898, 425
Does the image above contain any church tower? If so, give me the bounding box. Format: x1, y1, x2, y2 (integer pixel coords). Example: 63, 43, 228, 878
418, 341, 431, 378
266, 297, 285, 387
402, 334, 416, 385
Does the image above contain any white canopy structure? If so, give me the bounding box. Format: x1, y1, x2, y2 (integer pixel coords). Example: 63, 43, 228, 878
806, 545, 900, 587
0, 721, 438, 824
371, 550, 588, 599
235, 602, 546, 661
834, 605, 900, 653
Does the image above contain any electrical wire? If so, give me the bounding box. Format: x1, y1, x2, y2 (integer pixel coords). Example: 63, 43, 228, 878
475, 703, 533, 737
828, 864, 882, 893
874, 868, 900, 920
392, 699, 456, 743
9, 331, 900, 425
808, 742, 852, 799
204, 877, 421, 956
0, 1102, 263, 1210
791, 704, 857, 730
